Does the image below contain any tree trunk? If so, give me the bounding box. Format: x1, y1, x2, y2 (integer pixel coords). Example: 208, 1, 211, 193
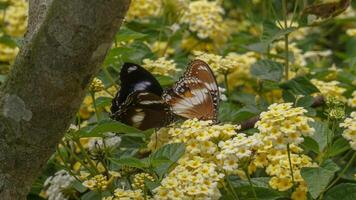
0, 0, 130, 198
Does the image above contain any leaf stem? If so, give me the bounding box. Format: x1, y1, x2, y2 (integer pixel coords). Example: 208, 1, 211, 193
287, 143, 295, 186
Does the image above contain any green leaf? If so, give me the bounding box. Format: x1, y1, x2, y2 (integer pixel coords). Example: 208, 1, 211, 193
301, 160, 340, 199
234, 105, 260, 122
251, 60, 284, 82
218, 102, 241, 122
235, 186, 284, 200
156, 75, 175, 87
228, 176, 285, 200
280, 76, 319, 95
72, 180, 87, 193
0, 35, 18, 48
0, 2, 10, 10
282, 90, 296, 103
261, 21, 297, 43
109, 157, 147, 170
329, 137, 350, 157
150, 143, 185, 178
301, 137, 320, 153
81, 191, 102, 200
94, 97, 112, 109
116, 27, 147, 42
83, 120, 144, 137
296, 95, 314, 108
231, 93, 256, 105
310, 121, 330, 152
150, 143, 185, 163
324, 183, 356, 200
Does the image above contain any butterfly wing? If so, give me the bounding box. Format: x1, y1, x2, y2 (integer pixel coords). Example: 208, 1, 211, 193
110, 63, 172, 130
163, 59, 219, 121
111, 62, 163, 113
111, 91, 173, 130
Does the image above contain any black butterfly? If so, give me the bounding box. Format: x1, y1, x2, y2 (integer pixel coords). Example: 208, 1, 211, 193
110, 63, 173, 130
110, 60, 219, 130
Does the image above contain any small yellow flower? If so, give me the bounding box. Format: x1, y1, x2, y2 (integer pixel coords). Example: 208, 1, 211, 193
142, 57, 180, 76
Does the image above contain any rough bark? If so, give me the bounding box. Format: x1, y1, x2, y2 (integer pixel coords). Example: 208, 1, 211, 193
0, 0, 130, 199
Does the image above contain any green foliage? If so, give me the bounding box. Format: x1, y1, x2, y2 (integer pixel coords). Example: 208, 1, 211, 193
301, 160, 340, 199
324, 183, 356, 200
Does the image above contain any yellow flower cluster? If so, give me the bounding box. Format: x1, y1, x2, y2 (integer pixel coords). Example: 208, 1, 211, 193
311, 79, 346, 102
103, 188, 145, 200
148, 41, 175, 57
82, 174, 109, 191
256, 103, 315, 149
0, 0, 28, 37
153, 156, 224, 200
132, 173, 155, 190
348, 91, 356, 108
125, 0, 161, 21
340, 112, 356, 150
0, 0, 28, 63
266, 150, 316, 192
346, 28, 356, 36
0, 43, 19, 62
193, 51, 257, 77
151, 119, 239, 199
89, 78, 105, 92
181, 0, 229, 41
142, 57, 179, 76
216, 133, 262, 173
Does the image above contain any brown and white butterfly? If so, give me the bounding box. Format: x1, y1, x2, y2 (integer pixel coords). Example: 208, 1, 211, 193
163, 59, 220, 121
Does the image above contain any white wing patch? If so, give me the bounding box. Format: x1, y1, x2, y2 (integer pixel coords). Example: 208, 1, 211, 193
132, 112, 145, 127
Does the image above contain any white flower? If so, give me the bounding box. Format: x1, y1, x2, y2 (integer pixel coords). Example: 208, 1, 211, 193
43, 170, 75, 200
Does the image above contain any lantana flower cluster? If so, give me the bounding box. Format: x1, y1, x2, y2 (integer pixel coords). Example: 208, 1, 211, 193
216, 133, 262, 173
256, 103, 315, 149
181, 0, 229, 43
151, 119, 239, 199
266, 148, 316, 192
82, 174, 110, 191
142, 57, 180, 76
193, 51, 257, 78
311, 79, 347, 102
125, 0, 162, 21
348, 91, 356, 108
42, 170, 75, 200
0, 0, 28, 36
103, 188, 145, 200
132, 172, 155, 190
0, 0, 28, 63
154, 157, 223, 200
340, 112, 356, 150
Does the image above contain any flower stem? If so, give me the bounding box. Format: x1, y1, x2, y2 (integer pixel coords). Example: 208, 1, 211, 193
226, 175, 240, 200
325, 152, 356, 191
244, 170, 257, 200
90, 91, 100, 122
282, 0, 289, 81
224, 73, 230, 101
287, 143, 295, 185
